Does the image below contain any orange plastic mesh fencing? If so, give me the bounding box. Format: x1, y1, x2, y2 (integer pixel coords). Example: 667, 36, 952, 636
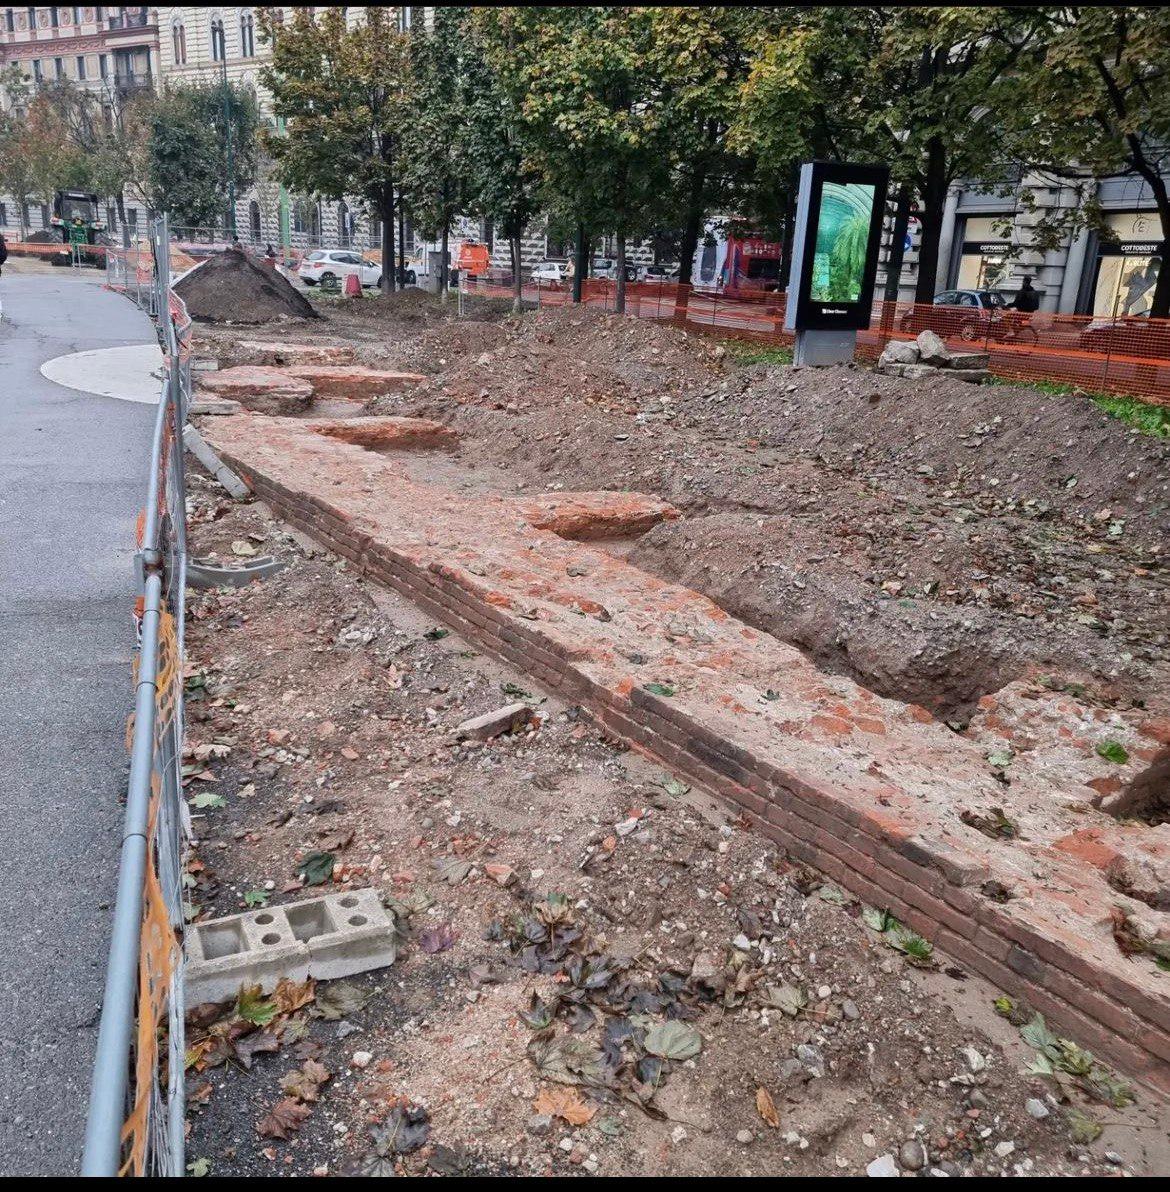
117, 610, 182, 1176
462, 280, 1170, 408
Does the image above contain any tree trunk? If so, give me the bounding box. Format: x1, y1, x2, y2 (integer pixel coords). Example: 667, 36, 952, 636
510, 231, 522, 314
883, 186, 912, 305
615, 231, 626, 314
1143, 178, 1170, 318
398, 202, 406, 289
676, 163, 707, 288
115, 193, 131, 249
913, 140, 948, 306
380, 188, 394, 294
440, 221, 450, 301
572, 222, 587, 304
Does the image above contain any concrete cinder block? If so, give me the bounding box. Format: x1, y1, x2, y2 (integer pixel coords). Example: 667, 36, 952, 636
186, 888, 397, 1004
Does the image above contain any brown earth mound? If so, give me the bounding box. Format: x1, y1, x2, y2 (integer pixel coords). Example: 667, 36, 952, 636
367, 308, 1167, 718
174, 247, 317, 324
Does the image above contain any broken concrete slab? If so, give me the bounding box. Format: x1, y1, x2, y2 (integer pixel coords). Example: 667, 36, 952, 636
284, 364, 426, 401
452, 702, 537, 741
879, 340, 920, 366
916, 329, 951, 366
945, 350, 991, 370
197, 365, 314, 416
186, 888, 397, 1004
948, 368, 990, 385
189, 397, 243, 416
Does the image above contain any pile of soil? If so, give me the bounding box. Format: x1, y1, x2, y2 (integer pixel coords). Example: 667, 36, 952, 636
24, 229, 61, 244
409, 306, 728, 412
365, 312, 1168, 718
175, 248, 317, 324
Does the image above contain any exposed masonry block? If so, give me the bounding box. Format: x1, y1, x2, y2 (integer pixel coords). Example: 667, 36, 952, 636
284, 365, 427, 400
197, 366, 313, 417
512, 491, 680, 541
202, 411, 1170, 1092
186, 889, 396, 1005
232, 341, 357, 368
308, 415, 458, 452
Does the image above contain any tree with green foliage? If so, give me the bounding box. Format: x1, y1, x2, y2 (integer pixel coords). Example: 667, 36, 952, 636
1019, 7, 1170, 318
400, 6, 470, 300
643, 6, 775, 287
259, 6, 411, 292
736, 7, 1054, 303
146, 81, 258, 229
487, 7, 672, 313
466, 10, 543, 311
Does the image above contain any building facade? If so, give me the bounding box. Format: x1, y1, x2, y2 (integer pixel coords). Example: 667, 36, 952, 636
887, 171, 1166, 317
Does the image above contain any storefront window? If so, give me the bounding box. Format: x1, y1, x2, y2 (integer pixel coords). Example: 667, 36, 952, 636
956, 216, 1013, 291
1091, 212, 1161, 317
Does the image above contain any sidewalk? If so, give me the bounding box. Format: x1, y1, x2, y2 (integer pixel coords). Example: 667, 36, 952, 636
0, 272, 155, 1174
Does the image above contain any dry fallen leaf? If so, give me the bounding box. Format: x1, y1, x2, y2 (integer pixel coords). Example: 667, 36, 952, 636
756, 1085, 780, 1129
273, 976, 316, 1015
256, 1097, 312, 1139
533, 1085, 597, 1127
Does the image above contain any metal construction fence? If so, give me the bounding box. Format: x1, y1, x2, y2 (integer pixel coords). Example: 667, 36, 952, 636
463, 276, 1170, 409
83, 216, 191, 1177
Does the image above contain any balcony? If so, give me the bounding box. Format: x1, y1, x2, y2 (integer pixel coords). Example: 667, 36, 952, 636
111, 71, 154, 96
107, 11, 152, 32
105, 10, 156, 38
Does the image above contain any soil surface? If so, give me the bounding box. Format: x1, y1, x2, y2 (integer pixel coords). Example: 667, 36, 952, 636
182, 481, 1167, 1178
350, 302, 1169, 721
175, 248, 317, 324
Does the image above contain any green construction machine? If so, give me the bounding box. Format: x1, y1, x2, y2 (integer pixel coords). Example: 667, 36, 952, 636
50, 190, 106, 266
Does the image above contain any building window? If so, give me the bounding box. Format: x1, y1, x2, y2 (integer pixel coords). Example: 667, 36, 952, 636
240, 10, 254, 57
54, 57, 64, 79
99, 53, 108, 79
50, 6, 59, 28
172, 19, 186, 65
127, 208, 137, 229
210, 16, 226, 62
337, 200, 351, 246
76, 55, 85, 79
32, 59, 42, 83
5, 11, 14, 34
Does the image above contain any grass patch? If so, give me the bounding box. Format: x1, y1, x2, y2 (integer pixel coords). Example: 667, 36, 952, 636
727, 341, 794, 367
989, 376, 1170, 437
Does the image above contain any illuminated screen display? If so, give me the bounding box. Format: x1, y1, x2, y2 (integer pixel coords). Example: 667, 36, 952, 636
808, 181, 878, 304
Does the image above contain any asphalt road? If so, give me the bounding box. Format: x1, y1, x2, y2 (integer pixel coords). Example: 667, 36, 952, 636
0, 269, 156, 1175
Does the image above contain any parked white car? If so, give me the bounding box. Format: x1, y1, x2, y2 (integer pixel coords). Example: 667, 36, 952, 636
297, 249, 381, 288
530, 260, 569, 284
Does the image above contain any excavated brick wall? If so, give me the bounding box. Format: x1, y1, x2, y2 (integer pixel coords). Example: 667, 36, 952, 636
204, 413, 1170, 1094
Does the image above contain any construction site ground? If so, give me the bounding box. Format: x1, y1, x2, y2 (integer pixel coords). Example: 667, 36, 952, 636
184, 288, 1170, 1176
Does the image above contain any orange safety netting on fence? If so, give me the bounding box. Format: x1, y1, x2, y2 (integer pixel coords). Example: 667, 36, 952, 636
464, 278, 1170, 408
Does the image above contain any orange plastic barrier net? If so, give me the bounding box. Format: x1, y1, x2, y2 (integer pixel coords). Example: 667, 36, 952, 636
463, 279, 1170, 408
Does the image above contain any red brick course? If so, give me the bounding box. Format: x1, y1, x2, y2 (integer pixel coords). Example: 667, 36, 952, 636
204, 412, 1170, 1093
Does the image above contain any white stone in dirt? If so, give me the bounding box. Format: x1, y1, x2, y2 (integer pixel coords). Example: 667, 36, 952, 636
916, 329, 952, 366
880, 339, 920, 366
351, 1050, 373, 1069
961, 1046, 986, 1073
867, 1154, 900, 1177
736, 1130, 754, 1145
451, 702, 535, 741
1024, 1098, 1049, 1120
994, 1141, 1016, 1159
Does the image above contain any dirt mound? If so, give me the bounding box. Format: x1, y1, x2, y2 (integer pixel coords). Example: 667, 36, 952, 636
174, 247, 317, 324
674, 362, 1170, 543
384, 304, 727, 416
25, 230, 61, 244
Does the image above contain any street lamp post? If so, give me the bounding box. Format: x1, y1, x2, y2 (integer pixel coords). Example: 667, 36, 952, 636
214, 25, 236, 239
